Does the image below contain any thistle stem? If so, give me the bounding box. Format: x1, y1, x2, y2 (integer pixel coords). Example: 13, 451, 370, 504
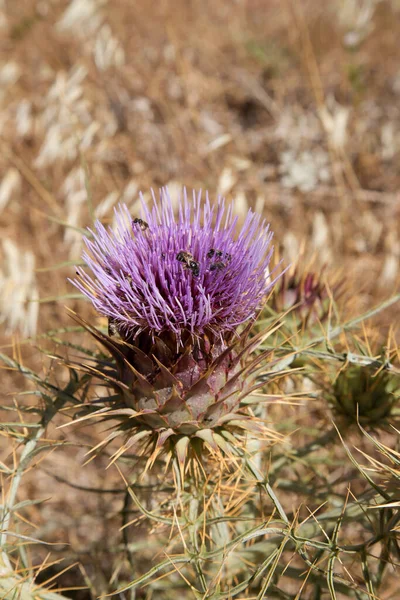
0, 424, 45, 572
0, 354, 87, 597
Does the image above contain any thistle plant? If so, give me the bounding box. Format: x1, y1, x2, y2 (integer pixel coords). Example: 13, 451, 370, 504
71, 188, 282, 473
2, 189, 400, 599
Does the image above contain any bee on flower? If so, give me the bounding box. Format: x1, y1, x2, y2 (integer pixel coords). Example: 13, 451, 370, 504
72, 188, 282, 472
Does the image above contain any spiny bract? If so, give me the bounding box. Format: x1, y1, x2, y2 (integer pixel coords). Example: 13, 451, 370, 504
71, 188, 281, 470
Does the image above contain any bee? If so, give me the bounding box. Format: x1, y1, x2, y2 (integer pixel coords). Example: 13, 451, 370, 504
132, 218, 149, 231
188, 260, 200, 277
177, 251, 193, 263
176, 251, 200, 277
207, 248, 231, 262
108, 317, 119, 337
210, 261, 226, 271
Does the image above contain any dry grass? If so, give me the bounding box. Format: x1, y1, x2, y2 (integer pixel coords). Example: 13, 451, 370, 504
1, 0, 400, 598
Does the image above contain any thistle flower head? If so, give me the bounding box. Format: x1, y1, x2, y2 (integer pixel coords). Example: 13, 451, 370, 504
74, 188, 276, 343
67, 189, 283, 472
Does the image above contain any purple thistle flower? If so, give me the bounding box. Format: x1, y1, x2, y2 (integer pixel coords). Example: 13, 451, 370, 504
68, 188, 285, 469
73, 188, 278, 342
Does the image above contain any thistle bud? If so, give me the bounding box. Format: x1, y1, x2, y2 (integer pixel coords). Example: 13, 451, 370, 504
331, 365, 400, 425
271, 265, 344, 328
